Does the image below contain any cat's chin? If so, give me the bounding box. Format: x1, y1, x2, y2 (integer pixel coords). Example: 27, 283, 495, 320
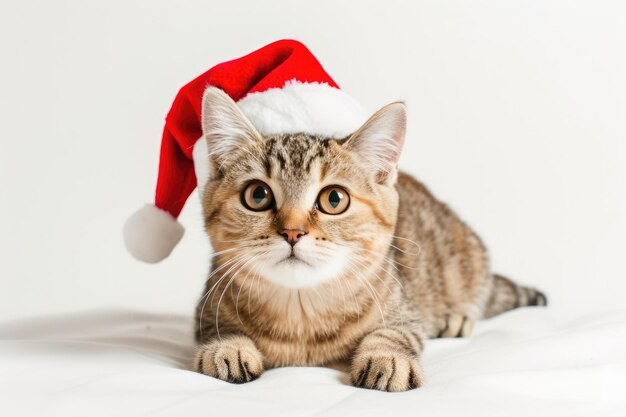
257, 254, 346, 289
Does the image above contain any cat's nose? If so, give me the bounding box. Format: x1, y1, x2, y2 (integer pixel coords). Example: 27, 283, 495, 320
279, 228, 308, 246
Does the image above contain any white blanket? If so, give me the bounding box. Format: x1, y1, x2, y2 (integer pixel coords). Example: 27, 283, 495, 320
1, 308, 625, 417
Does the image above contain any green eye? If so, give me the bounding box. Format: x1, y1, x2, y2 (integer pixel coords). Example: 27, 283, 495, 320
242, 181, 274, 211
317, 186, 350, 215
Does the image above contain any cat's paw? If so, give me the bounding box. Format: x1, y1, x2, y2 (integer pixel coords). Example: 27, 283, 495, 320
194, 335, 264, 383
438, 314, 473, 338
350, 350, 423, 392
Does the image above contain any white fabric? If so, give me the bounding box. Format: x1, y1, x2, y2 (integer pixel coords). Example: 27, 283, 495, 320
1, 308, 625, 417
237, 80, 369, 138
123, 204, 185, 263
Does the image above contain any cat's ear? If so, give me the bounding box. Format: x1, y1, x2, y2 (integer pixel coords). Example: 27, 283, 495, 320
343, 102, 407, 184
201, 86, 262, 173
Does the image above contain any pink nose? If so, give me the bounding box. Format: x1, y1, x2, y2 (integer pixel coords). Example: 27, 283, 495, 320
279, 229, 308, 246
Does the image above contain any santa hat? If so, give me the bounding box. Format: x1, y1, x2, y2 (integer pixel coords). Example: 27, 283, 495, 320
123, 39, 368, 263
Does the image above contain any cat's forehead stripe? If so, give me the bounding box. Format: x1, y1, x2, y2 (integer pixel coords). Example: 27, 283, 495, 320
262, 135, 331, 178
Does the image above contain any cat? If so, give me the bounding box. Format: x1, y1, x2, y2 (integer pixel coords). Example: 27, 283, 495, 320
193, 86, 547, 392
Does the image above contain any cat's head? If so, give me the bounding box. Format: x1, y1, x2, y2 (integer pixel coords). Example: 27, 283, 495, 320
200, 87, 406, 289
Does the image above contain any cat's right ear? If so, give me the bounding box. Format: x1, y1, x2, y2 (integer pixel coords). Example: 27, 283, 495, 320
343, 102, 407, 185
201, 86, 262, 174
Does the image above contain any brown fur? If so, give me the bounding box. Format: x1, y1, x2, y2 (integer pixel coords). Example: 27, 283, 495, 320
192, 88, 547, 391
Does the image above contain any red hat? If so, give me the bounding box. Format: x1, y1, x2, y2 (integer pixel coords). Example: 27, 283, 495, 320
123, 39, 368, 263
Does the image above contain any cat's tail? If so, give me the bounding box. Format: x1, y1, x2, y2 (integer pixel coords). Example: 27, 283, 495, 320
482, 274, 547, 318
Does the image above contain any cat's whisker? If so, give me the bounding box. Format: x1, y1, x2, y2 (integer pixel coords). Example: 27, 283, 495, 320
200, 253, 247, 302
335, 241, 420, 271
340, 274, 360, 322
388, 243, 420, 257
209, 254, 257, 307
215, 252, 264, 339
248, 262, 265, 314
349, 251, 405, 290
198, 254, 247, 309
343, 279, 355, 322
235, 251, 269, 326
336, 242, 404, 273
334, 240, 400, 262
216, 238, 265, 244
391, 235, 423, 253
345, 258, 386, 326
199, 253, 251, 338
208, 247, 253, 256
348, 255, 407, 327
207, 245, 254, 257
349, 254, 396, 297
225, 248, 268, 303
235, 270, 254, 326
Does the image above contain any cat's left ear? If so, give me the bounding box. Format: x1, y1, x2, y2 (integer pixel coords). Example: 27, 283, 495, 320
343, 102, 407, 185
200, 86, 263, 174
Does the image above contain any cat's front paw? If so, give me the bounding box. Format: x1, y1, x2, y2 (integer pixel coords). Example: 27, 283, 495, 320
350, 350, 423, 392
194, 335, 264, 383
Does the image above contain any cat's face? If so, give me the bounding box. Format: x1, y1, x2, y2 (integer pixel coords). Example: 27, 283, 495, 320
200, 87, 406, 289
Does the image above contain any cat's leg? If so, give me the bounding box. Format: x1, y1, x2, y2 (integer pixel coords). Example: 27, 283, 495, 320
438, 313, 474, 338
350, 327, 424, 392
483, 273, 547, 318
194, 334, 264, 383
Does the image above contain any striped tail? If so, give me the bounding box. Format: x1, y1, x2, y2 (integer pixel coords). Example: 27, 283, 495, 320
483, 274, 547, 318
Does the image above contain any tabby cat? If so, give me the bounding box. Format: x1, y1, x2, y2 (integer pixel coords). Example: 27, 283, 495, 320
193, 87, 547, 392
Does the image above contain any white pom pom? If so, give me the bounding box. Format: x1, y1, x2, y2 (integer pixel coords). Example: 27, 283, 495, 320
123, 204, 184, 263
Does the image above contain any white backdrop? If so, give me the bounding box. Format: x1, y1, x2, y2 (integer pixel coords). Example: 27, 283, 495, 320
1, 0, 625, 323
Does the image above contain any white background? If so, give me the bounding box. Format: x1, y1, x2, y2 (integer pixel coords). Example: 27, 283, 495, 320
1, 0, 625, 323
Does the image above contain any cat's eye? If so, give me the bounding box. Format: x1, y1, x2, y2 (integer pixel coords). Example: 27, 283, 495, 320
317, 186, 350, 215
241, 181, 274, 211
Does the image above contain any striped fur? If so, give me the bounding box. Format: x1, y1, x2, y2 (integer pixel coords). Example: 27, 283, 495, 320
483, 274, 547, 318
193, 96, 547, 391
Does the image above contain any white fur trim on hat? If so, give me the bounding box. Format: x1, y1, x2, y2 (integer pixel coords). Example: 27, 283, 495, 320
123, 204, 185, 263
192, 137, 211, 196
237, 80, 368, 138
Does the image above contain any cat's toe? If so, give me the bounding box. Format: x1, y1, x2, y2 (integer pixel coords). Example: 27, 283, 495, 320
195, 336, 264, 383
351, 352, 423, 392
439, 314, 473, 338
459, 317, 473, 337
